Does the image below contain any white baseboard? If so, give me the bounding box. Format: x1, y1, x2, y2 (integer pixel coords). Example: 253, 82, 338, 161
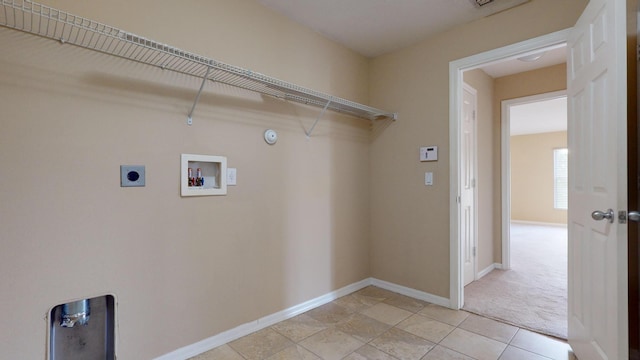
154, 278, 448, 359
370, 278, 450, 308
154, 278, 372, 360
511, 220, 567, 227
477, 263, 502, 280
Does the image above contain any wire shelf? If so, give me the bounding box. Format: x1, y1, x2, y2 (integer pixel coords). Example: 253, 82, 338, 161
0, 0, 397, 122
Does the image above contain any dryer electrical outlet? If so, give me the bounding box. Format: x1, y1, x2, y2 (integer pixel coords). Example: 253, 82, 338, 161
120, 165, 145, 187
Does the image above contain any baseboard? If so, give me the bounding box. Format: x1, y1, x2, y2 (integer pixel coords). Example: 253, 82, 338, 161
154, 278, 372, 360
511, 220, 567, 227
370, 278, 450, 308
477, 263, 502, 280
154, 277, 449, 359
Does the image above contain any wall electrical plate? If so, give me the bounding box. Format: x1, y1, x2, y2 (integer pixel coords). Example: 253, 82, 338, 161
425, 172, 433, 186
420, 146, 438, 162
227, 168, 237, 186
121, 165, 145, 187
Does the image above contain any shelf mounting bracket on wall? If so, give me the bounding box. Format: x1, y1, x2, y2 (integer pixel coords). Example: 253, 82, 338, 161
187, 61, 213, 126
305, 100, 331, 138
0, 0, 398, 126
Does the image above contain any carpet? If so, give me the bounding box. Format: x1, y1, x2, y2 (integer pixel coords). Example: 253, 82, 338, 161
463, 223, 567, 339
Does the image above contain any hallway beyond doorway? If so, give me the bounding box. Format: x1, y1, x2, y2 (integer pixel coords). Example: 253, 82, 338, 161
464, 223, 567, 339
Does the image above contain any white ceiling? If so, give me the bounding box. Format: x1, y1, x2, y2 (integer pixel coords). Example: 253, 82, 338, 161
257, 0, 530, 58
257, 0, 566, 78
510, 97, 567, 136
256, 0, 568, 134
481, 45, 567, 78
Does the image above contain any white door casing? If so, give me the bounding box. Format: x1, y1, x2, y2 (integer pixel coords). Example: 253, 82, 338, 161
449, 29, 571, 309
462, 83, 478, 286
500, 90, 567, 271
567, 0, 628, 358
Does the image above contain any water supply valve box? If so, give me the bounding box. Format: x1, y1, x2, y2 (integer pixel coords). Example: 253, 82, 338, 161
181, 154, 227, 196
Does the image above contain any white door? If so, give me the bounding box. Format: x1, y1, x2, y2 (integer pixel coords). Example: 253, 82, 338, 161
567, 0, 628, 358
462, 83, 477, 287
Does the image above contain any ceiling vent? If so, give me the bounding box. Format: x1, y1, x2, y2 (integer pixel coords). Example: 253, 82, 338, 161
470, 0, 495, 7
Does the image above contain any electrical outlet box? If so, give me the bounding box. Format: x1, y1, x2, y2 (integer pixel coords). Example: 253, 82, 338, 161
121, 165, 145, 187
425, 172, 433, 186
420, 146, 438, 162
227, 168, 237, 186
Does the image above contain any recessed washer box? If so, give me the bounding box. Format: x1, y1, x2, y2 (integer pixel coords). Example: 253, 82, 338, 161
121, 165, 145, 187
181, 154, 227, 196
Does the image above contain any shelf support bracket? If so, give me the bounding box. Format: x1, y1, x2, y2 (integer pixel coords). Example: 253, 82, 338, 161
187, 62, 213, 126
305, 100, 331, 138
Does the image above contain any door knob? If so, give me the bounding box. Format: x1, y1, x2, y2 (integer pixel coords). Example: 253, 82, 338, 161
591, 209, 614, 223
629, 211, 640, 222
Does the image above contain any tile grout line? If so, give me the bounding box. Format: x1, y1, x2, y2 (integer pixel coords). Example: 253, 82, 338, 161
195, 287, 569, 360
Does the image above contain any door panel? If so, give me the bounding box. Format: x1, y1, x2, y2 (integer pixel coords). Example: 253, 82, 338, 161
462, 84, 477, 287
567, 0, 628, 358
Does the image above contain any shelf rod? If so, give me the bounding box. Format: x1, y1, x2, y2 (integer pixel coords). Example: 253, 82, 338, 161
187, 61, 212, 126
305, 100, 331, 138
0, 0, 397, 123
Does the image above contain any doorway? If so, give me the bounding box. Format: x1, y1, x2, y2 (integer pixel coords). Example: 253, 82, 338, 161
501, 92, 568, 269
449, 29, 571, 311
452, 1, 634, 357
461, 92, 569, 338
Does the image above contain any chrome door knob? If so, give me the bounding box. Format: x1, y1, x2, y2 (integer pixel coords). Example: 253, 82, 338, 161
591, 209, 614, 223
629, 211, 640, 222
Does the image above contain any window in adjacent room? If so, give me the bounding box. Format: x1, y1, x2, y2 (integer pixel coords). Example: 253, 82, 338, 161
553, 148, 568, 210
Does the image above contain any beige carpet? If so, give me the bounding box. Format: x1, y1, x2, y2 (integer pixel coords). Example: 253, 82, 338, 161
463, 223, 567, 339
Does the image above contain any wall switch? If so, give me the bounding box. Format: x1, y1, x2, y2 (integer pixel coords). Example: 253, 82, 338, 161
121, 165, 145, 187
420, 146, 438, 162
425, 172, 433, 186
227, 168, 237, 186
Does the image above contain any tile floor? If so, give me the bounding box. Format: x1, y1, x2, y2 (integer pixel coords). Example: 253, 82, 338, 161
189, 286, 575, 360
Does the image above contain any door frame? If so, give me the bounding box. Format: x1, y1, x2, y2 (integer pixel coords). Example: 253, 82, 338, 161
500, 90, 567, 270
449, 29, 571, 309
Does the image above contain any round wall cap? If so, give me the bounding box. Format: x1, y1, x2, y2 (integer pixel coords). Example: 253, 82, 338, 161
264, 129, 278, 145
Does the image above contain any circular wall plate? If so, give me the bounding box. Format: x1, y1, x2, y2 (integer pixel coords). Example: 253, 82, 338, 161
264, 129, 278, 145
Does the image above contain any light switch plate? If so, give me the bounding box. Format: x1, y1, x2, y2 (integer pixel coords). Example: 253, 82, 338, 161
425, 172, 433, 186
420, 146, 438, 162
121, 165, 145, 187
227, 168, 237, 186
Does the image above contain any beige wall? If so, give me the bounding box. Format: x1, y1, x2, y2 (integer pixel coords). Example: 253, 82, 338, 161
511, 131, 568, 224
0, 0, 592, 358
494, 63, 567, 102
369, 0, 586, 297
0, 1, 372, 359
463, 69, 496, 272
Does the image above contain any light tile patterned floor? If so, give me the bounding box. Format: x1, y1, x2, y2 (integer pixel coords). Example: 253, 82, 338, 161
189, 286, 575, 360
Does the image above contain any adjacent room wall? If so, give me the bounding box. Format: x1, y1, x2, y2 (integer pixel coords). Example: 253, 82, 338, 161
463, 69, 496, 273
511, 131, 568, 224
0, 1, 373, 358
369, 0, 586, 298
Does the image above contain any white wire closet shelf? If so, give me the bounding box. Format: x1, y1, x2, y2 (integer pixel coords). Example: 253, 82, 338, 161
0, 0, 397, 126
